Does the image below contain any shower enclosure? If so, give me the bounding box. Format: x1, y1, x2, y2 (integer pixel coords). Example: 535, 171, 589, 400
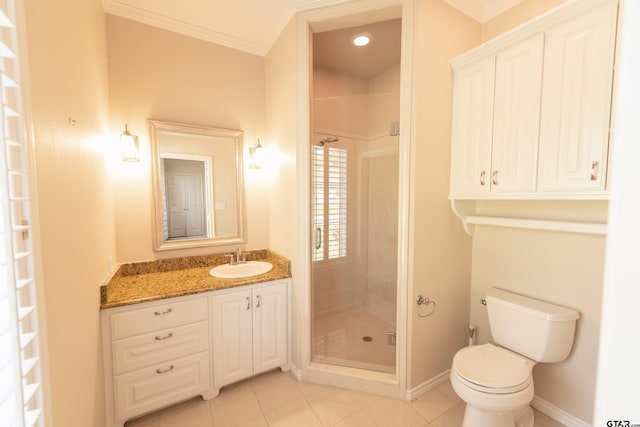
310, 19, 401, 373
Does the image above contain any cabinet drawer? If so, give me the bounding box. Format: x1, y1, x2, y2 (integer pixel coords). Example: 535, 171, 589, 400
111, 297, 208, 340
113, 321, 209, 375
115, 351, 209, 421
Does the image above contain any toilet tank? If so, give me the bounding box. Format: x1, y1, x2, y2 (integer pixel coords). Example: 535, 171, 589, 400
486, 288, 579, 363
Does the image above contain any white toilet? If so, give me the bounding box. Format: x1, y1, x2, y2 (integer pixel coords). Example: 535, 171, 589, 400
450, 287, 579, 427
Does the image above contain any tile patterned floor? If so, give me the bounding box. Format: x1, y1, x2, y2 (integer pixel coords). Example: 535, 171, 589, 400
125, 370, 566, 426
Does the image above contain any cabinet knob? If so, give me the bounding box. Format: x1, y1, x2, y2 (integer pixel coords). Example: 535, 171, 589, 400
480, 171, 486, 186
591, 161, 599, 181
492, 170, 499, 185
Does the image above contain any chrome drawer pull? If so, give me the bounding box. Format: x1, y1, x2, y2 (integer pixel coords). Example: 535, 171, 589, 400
156, 365, 174, 374
154, 333, 173, 341
153, 308, 173, 316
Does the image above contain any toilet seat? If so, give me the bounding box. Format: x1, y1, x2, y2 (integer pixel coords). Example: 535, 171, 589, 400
452, 344, 532, 394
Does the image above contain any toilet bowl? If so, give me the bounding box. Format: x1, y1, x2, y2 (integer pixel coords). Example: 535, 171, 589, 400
450, 288, 579, 427
451, 343, 536, 427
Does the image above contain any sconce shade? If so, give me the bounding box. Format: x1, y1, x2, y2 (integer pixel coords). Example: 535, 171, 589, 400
121, 123, 139, 162
249, 138, 264, 169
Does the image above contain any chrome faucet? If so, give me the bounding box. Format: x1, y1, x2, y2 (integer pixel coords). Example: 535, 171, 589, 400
236, 247, 247, 264
224, 248, 247, 265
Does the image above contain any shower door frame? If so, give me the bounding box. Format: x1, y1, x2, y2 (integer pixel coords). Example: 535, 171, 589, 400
295, 0, 414, 400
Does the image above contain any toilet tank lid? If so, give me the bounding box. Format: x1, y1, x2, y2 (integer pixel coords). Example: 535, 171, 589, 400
486, 288, 579, 321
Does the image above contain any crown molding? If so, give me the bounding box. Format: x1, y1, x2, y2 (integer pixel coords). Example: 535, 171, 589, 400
442, 0, 525, 23
482, 0, 526, 21
103, 0, 268, 56
290, 0, 352, 12
442, 0, 485, 21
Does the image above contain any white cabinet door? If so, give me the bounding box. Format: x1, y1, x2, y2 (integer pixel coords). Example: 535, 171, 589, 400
211, 281, 289, 389
450, 56, 495, 196
252, 283, 288, 375
211, 289, 253, 389
538, 1, 617, 192
491, 34, 544, 193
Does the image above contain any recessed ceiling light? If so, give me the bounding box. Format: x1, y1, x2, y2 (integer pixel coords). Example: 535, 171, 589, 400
352, 33, 371, 47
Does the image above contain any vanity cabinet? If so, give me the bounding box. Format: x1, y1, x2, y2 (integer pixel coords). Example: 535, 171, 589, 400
102, 295, 212, 427
101, 278, 291, 427
450, 0, 618, 199
211, 280, 289, 391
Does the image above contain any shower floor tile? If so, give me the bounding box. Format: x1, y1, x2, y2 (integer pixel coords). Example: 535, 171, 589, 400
312, 308, 396, 372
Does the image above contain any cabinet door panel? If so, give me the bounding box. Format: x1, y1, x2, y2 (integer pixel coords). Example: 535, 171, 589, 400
211, 290, 253, 388
450, 56, 495, 196
253, 283, 288, 374
538, 1, 617, 191
491, 34, 544, 193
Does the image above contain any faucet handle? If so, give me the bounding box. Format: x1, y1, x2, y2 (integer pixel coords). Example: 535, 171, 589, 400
224, 253, 235, 265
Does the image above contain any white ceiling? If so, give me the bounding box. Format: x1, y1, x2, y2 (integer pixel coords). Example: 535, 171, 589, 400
101, 0, 524, 57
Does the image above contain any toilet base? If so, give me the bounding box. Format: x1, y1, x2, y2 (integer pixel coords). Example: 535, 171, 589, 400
462, 403, 534, 427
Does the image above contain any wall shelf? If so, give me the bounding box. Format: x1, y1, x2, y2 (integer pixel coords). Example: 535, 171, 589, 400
465, 215, 607, 235
450, 199, 607, 236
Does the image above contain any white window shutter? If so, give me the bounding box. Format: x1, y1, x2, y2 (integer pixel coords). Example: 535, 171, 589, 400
0, 1, 45, 426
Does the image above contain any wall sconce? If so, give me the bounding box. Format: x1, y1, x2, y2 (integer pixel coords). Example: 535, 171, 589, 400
120, 123, 139, 162
249, 138, 264, 169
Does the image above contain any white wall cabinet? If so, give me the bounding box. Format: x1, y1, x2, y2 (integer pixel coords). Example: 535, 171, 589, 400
450, 0, 618, 199
101, 279, 290, 427
211, 280, 289, 392
451, 35, 544, 196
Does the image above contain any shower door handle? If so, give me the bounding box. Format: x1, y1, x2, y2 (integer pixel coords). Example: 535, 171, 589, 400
315, 227, 322, 250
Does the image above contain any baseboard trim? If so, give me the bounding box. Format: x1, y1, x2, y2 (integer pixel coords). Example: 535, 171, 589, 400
531, 396, 592, 427
289, 362, 303, 382
405, 369, 450, 401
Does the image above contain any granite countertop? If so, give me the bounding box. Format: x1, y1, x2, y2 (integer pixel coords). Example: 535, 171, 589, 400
100, 249, 291, 309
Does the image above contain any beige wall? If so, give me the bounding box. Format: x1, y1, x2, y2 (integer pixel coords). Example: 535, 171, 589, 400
313, 67, 369, 138
407, 0, 478, 388
481, 0, 570, 41
106, 15, 268, 262
25, 0, 116, 425
263, 18, 301, 365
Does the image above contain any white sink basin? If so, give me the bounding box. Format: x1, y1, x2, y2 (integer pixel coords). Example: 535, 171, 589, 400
209, 261, 273, 279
